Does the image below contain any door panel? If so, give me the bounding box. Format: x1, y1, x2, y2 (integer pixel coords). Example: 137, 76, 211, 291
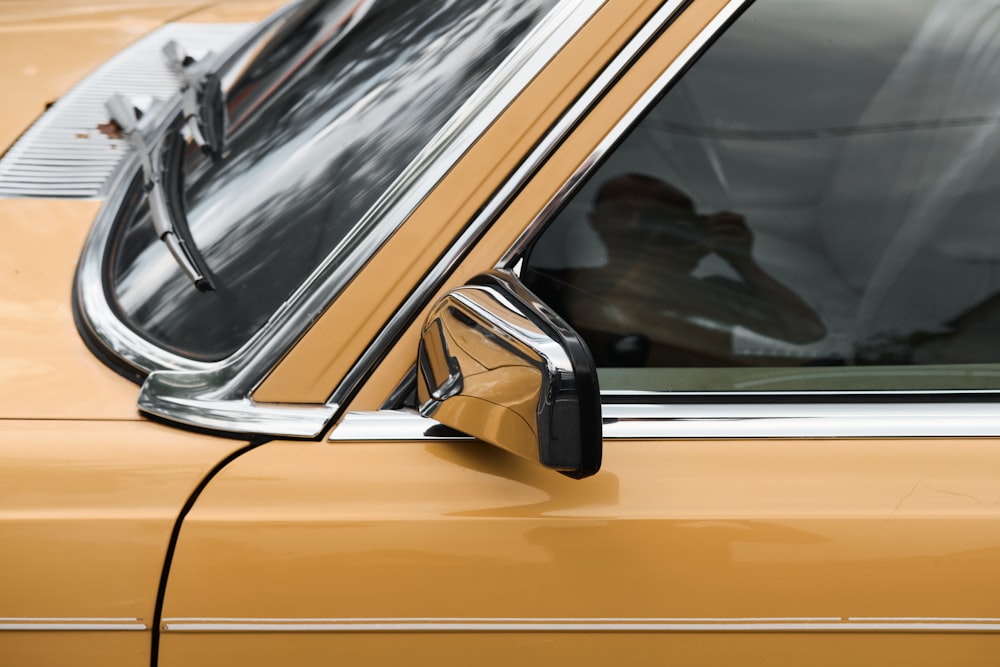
158, 435, 1000, 665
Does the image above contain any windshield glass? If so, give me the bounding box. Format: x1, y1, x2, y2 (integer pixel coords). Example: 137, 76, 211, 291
108, 0, 560, 361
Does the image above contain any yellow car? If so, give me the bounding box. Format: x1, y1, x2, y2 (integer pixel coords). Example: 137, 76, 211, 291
3, 0, 1000, 665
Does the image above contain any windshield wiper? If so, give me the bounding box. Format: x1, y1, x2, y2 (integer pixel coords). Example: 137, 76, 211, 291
163, 40, 227, 158
106, 94, 214, 292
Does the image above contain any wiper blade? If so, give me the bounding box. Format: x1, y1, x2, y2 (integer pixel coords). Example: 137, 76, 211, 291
163, 40, 226, 158
106, 93, 214, 292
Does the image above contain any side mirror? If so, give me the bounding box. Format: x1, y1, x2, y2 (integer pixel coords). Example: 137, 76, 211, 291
417, 270, 601, 478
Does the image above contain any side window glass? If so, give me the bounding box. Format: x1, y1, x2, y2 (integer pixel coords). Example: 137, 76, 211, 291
523, 0, 1000, 393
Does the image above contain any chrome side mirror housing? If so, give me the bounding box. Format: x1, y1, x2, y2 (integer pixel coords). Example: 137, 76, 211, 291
417, 270, 601, 478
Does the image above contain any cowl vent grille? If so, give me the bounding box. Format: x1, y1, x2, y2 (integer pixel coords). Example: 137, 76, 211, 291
0, 23, 251, 200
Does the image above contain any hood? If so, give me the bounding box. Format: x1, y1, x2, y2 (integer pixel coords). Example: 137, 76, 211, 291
0, 0, 284, 420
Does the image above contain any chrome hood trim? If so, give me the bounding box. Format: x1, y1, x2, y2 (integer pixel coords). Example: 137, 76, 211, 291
0, 23, 252, 200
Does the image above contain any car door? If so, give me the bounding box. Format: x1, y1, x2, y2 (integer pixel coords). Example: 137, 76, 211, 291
156, 0, 1000, 664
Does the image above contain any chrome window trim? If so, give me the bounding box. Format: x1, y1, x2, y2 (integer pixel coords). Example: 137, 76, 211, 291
75, 0, 606, 438
330, 404, 1000, 441
601, 402, 1000, 439
327, 0, 694, 417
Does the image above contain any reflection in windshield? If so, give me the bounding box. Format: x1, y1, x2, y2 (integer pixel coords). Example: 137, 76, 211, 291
111, 0, 559, 360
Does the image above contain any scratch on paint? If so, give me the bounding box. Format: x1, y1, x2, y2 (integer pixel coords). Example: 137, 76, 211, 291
889, 480, 999, 518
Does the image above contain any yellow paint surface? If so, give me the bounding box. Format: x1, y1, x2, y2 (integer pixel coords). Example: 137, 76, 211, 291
0, 419, 250, 666
0, 199, 140, 419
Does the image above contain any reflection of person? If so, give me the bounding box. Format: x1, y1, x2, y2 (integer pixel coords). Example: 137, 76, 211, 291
566, 173, 825, 366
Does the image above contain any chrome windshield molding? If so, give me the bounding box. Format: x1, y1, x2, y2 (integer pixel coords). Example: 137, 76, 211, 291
161, 616, 1000, 633
0, 618, 146, 631
500, 0, 751, 265
76, 152, 214, 377
328, 0, 691, 415
328, 410, 473, 441
78, 0, 601, 438
602, 402, 1000, 439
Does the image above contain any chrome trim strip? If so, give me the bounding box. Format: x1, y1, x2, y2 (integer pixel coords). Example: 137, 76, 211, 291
327, 0, 692, 415
851, 617, 1000, 622
161, 616, 1000, 633
329, 410, 473, 441
76, 0, 605, 438
165, 616, 844, 622
0, 618, 146, 631
331, 404, 1000, 441
602, 402, 1000, 439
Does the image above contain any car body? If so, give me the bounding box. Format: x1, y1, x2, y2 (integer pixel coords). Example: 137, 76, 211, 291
2, 0, 1000, 665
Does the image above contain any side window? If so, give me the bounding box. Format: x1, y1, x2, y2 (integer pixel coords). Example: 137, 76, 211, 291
523, 0, 1000, 393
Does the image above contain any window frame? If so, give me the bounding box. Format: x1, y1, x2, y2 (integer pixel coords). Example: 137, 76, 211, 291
494, 0, 1000, 437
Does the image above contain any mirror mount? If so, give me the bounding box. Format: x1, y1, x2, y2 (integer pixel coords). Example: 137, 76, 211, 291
417, 270, 601, 478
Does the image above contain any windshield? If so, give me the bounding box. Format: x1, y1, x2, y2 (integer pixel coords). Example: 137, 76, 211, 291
108, 0, 560, 361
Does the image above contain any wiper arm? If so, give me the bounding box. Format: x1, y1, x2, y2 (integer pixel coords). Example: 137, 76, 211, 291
163, 40, 226, 158
106, 94, 214, 292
